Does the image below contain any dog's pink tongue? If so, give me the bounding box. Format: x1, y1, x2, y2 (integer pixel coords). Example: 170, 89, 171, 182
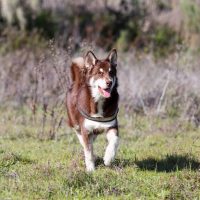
102, 89, 111, 98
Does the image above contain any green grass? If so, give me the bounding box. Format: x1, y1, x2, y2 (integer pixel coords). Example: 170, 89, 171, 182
0, 108, 200, 199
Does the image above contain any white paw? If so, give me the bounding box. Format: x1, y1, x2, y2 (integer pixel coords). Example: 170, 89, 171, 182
103, 157, 112, 166
86, 162, 95, 172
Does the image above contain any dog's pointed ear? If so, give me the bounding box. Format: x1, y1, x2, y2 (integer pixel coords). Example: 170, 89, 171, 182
85, 51, 97, 69
107, 49, 117, 67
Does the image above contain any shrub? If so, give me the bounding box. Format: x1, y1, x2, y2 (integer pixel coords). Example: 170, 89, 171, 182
151, 25, 181, 57
181, 0, 200, 33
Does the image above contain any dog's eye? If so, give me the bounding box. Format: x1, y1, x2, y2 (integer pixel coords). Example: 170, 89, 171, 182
98, 70, 103, 75
109, 70, 114, 76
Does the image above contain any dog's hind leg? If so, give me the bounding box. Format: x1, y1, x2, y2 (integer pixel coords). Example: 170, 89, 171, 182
76, 133, 95, 172
103, 128, 119, 166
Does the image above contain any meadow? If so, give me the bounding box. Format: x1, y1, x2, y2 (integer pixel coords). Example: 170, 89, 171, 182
1, 45, 200, 200
0, 107, 200, 199
1, 1, 200, 199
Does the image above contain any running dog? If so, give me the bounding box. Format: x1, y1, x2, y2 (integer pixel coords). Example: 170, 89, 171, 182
66, 49, 119, 171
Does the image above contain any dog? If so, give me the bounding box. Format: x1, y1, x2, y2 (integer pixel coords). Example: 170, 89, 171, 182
66, 49, 119, 172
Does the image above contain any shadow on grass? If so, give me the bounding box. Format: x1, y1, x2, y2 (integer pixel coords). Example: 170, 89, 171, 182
95, 157, 104, 167
95, 157, 137, 169
96, 154, 200, 172
135, 154, 200, 172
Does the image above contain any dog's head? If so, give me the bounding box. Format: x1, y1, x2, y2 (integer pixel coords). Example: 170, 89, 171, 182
84, 49, 117, 100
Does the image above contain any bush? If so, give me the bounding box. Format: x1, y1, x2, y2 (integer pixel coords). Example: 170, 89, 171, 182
181, 0, 200, 33
152, 25, 181, 57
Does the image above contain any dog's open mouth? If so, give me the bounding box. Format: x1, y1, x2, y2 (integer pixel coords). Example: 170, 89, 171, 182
98, 86, 111, 98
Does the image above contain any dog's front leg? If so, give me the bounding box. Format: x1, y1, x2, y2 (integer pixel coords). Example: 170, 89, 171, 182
104, 128, 119, 166
77, 132, 95, 172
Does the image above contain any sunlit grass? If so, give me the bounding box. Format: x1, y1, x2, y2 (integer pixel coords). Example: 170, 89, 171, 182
0, 107, 200, 199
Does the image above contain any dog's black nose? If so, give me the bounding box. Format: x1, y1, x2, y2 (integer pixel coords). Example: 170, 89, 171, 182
106, 80, 112, 87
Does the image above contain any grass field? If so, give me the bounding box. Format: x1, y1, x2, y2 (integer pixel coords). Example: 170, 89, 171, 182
0, 107, 200, 199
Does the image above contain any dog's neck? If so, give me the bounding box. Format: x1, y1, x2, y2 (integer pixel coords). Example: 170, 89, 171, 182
90, 87, 105, 117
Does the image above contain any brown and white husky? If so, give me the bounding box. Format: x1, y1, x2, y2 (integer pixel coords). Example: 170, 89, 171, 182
66, 49, 119, 171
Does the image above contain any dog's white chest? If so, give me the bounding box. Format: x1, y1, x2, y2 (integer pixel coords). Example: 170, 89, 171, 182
84, 119, 116, 132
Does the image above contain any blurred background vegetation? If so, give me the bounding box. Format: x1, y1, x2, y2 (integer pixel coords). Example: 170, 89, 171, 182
1, 0, 200, 126
1, 0, 200, 55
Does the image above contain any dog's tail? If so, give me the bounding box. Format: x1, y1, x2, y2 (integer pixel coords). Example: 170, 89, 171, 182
70, 57, 85, 87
